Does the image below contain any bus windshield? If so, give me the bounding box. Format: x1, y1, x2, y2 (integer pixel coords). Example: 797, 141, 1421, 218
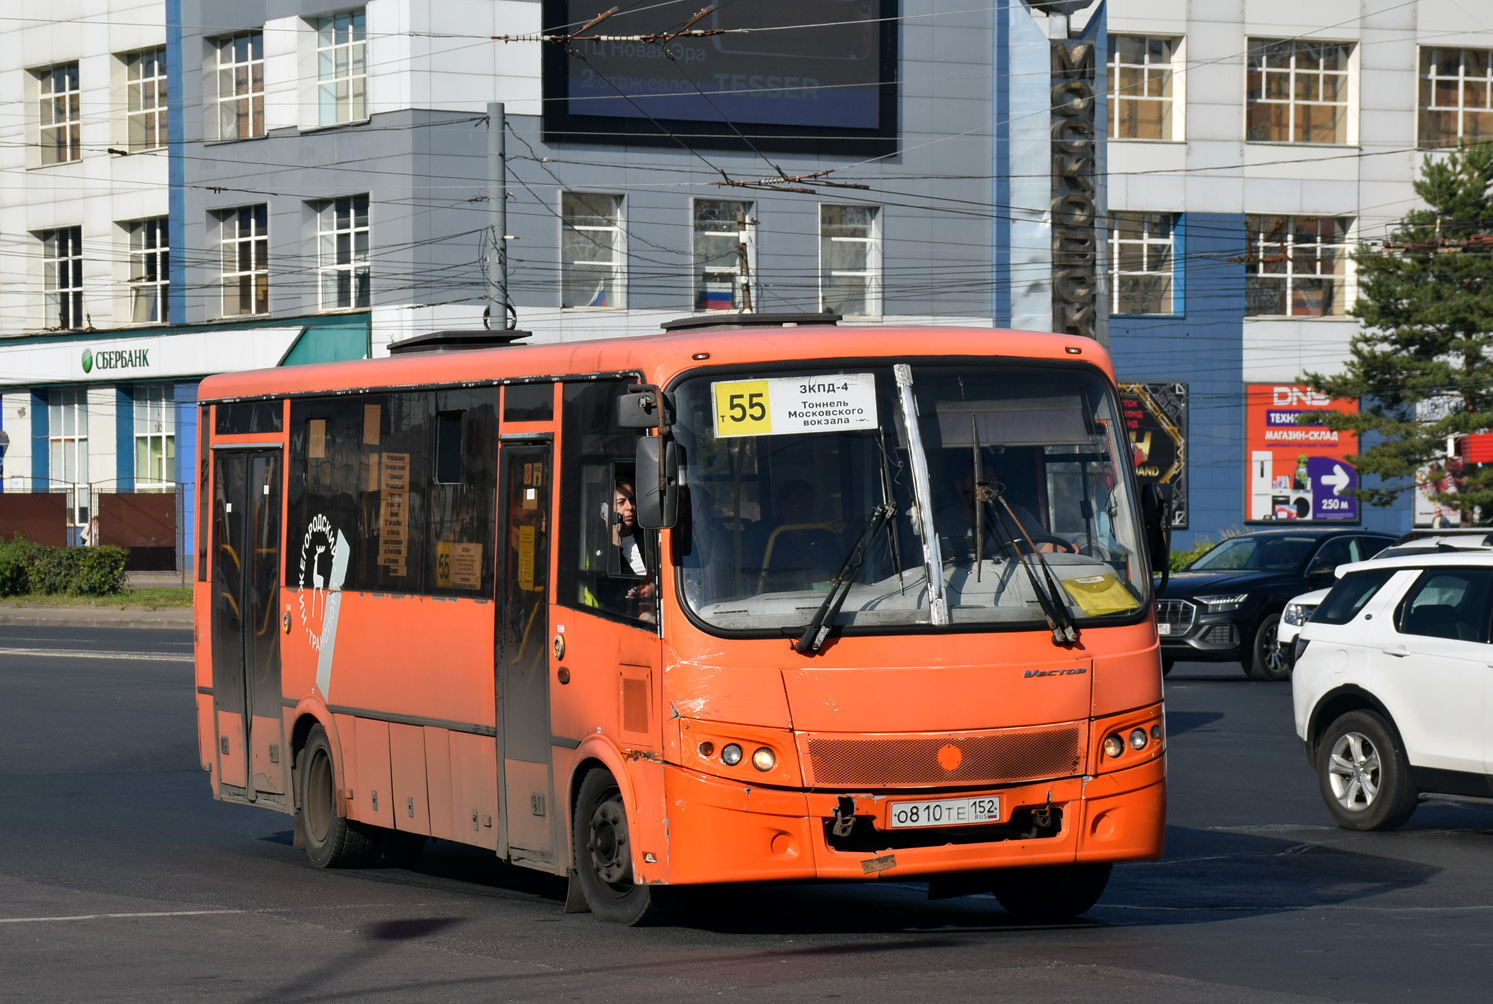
673, 363, 1149, 633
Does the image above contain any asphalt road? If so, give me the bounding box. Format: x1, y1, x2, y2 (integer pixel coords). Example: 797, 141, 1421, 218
3, 626, 1491, 1003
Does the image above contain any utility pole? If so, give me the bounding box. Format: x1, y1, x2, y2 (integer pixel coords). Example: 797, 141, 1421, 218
735, 206, 753, 312
487, 101, 512, 329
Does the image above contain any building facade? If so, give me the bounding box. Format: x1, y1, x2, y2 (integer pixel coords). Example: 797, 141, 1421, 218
2, 0, 1109, 562
1105, 0, 1493, 543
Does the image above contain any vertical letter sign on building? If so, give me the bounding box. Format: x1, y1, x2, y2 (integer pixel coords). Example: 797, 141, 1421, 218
1246, 385, 1359, 522
1052, 39, 1097, 340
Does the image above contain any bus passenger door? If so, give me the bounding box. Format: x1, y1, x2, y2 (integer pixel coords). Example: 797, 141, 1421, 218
497, 442, 556, 867
209, 448, 286, 804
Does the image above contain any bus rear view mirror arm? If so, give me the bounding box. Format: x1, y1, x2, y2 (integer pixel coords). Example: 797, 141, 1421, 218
1141, 482, 1172, 592
635, 435, 680, 529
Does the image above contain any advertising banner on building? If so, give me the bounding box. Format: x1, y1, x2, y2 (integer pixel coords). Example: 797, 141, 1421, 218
1245, 384, 1359, 522
1118, 382, 1188, 528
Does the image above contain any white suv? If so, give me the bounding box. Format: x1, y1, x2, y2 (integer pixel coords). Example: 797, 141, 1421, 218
1292, 549, 1493, 830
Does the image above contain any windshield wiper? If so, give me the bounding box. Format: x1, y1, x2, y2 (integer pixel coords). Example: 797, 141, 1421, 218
983, 496, 1078, 646
793, 502, 896, 655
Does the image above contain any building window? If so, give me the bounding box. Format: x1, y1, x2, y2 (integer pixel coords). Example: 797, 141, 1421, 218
1107, 36, 1176, 140
1419, 48, 1493, 148
39, 62, 81, 165
221, 205, 269, 316
128, 218, 170, 323
49, 387, 89, 530
1244, 215, 1352, 317
316, 10, 367, 127
317, 195, 370, 310
562, 193, 623, 308
1109, 212, 1175, 315
124, 48, 168, 151
819, 206, 880, 317
694, 200, 753, 312
1247, 40, 1351, 144
215, 32, 265, 141
134, 384, 176, 491
42, 227, 84, 330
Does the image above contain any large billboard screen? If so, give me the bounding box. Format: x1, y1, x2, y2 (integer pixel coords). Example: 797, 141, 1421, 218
541, 0, 898, 154
1119, 382, 1188, 528
1245, 384, 1360, 522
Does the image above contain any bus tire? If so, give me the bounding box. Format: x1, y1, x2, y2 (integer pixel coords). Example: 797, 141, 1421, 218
298, 724, 376, 868
990, 862, 1111, 923
572, 768, 686, 925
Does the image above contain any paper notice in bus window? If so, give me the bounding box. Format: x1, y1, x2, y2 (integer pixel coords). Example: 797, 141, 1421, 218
363, 404, 381, 445
450, 543, 482, 589
378, 452, 410, 575
517, 525, 536, 591
712, 373, 877, 438
308, 419, 326, 459
1059, 572, 1140, 617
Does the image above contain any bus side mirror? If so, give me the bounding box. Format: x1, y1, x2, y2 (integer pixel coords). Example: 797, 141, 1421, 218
617, 387, 671, 429
1141, 483, 1172, 577
635, 436, 679, 529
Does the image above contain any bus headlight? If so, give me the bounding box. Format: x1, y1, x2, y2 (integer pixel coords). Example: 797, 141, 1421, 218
1102, 734, 1125, 758
1129, 728, 1148, 750
721, 743, 743, 766
751, 747, 776, 771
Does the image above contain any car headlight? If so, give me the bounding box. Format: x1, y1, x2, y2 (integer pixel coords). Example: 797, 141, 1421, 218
1282, 602, 1306, 626
1197, 593, 1248, 612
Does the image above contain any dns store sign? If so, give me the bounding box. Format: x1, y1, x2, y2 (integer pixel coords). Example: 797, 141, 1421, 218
1246, 384, 1359, 522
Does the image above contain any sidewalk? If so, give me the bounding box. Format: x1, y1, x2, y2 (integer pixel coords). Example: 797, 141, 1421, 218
0, 604, 192, 628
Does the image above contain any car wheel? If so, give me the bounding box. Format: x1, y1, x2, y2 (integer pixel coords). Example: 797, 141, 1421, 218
1315, 711, 1417, 831
990, 863, 1112, 922
1246, 617, 1291, 681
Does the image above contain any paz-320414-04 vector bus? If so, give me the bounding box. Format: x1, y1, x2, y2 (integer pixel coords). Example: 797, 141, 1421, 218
195, 317, 1171, 925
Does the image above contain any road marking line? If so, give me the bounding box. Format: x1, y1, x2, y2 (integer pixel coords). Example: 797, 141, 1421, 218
0, 647, 192, 663
0, 910, 242, 924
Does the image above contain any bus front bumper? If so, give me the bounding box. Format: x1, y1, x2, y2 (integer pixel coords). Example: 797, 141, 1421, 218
653, 755, 1165, 886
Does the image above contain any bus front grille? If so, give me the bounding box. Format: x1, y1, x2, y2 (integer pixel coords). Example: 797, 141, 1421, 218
803, 727, 1084, 788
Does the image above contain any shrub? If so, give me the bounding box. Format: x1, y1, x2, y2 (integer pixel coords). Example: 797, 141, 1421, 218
0, 535, 129, 597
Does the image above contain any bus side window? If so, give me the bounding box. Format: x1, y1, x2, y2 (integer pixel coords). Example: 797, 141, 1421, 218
428, 388, 499, 595
558, 380, 654, 625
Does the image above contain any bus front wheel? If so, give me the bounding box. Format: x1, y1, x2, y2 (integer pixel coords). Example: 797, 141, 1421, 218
298, 724, 376, 868
990, 862, 1111, 922
572, 768, 685, 925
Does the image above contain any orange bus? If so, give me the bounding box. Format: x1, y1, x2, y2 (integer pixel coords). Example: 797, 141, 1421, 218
194, 319, 1170, 925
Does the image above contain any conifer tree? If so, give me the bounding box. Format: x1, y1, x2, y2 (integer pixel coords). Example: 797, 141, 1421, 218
1301, 143, 1493, 521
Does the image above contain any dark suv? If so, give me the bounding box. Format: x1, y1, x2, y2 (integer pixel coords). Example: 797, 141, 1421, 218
1158, 528, 1396, 680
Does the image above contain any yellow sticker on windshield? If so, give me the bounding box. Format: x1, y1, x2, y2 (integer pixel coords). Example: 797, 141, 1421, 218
1060, 573, 1140, 617
712, 373, 877, 438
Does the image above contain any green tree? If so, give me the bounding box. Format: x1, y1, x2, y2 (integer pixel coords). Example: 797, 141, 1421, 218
1301, 142, 1493, 522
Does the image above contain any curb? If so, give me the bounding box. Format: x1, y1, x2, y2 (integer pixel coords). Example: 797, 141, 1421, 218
0, 606, 192, 629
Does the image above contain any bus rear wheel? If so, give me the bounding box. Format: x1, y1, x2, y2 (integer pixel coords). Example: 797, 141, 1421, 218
572, 768, 685, 925
298, 724, 376, 868
990, 862, 1111, 923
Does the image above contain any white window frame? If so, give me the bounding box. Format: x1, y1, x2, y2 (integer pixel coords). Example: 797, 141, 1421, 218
315, 9, 367, 127
1246, 39, 1353, 145
1419, 47, 1493, 149
316, 195, 370, 310
693, 200, 755, 312
133, 383, 176, 492
1244, 214, 1354, 318
124, 47, 168, 151
49, 387, 89, 529
42, 226, 84, 330
39, 62, 81, 165
221, 204, 269, 316
215, 31, 265, 141
561, 192, 625, 309
1107, 36, 1178, 141
818, 205, 882, 318
1108, 212, 1175, 315
127, 217, 170, 324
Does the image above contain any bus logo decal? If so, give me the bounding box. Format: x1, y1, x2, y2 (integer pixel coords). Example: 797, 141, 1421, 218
1023, 667, 1087, 678
298, 515, 349, 699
